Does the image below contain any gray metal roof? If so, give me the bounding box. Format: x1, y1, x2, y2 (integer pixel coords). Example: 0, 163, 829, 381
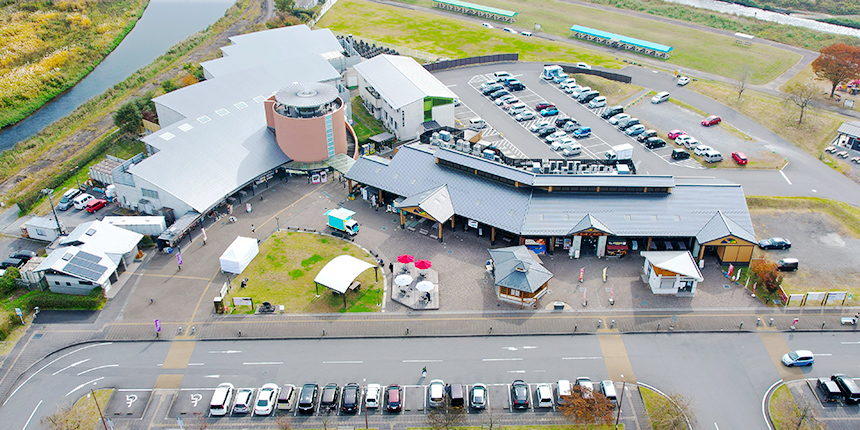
275, 82, 339, 108
435, 148, 535, 185
695, 211, 757, 244
353, 55, 456, 110
532, 174, 675, 188
837, 121, 860, 138
397, 185, 455, 223
488, 246, 553, 293
346, 145, 755, 239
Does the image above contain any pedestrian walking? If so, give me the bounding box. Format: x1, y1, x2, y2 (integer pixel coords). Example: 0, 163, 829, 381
251, 224, 255, 233
388, 262, 393, 273
150, 298, 154, 305
422, 366, 427, 377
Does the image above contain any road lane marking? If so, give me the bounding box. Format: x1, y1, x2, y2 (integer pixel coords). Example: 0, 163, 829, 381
323, 361, 364, 364
242, 362, 284, 365
562, 356, 603, 360
22, 400, 41, 430
816, 353, 832, 356
779, 170, 792, 185
65, 377, 104, 397
77, 364, 119, 376
482, 358, 523, 361
841, 341, 860, 344
402, 359, 443, 363
523, 346, 537, 349
188, 363, 205, 366
208, 350, 242, 354
52, 359, 90, 376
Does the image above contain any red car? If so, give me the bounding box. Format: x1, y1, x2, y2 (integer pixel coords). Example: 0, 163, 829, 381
702, 115, 722, 126
535, 102, 555, 111
732, 152, 748, 165
667, 129, 687, 140
85, 199, 107, 213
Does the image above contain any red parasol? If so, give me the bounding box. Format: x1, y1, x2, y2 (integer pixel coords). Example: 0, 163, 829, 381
397, 254, 415, 264
414, 259, 432, 270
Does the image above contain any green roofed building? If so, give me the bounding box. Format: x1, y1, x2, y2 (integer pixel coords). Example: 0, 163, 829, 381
433, 0, 518, 23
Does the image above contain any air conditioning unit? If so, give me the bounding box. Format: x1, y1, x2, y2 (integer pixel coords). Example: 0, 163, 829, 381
439, 130, 451, 141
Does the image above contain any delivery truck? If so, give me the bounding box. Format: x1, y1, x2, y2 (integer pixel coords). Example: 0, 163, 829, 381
605, 144, 634, 162
326, 208, 359, 236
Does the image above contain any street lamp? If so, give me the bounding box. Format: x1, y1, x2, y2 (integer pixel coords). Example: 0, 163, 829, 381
615, 374, 626, 429
41, 188, 62, 235
72, 165, 81, 190
276, 216, 280, 232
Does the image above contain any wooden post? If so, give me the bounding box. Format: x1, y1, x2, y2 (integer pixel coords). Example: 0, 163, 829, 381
646, 237, 652, 251
343, 292, 347, 309
438, 221, 443, 243
698, 245, 705, 260
400, 210, 405, 229
450, 216, 455, 230
491, 227, 496, 245
378, 189, 383, 204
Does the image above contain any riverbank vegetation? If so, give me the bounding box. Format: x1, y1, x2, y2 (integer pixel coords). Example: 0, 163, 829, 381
733, 0, 860, 16
0, 0, 149, 129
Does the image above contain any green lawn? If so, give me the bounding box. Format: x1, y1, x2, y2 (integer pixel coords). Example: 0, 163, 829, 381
225, 232, 382, 313
317, 0, 623, 68
374, 0, 799, 84
570, 73, 642, 106
351, 97, 387, 144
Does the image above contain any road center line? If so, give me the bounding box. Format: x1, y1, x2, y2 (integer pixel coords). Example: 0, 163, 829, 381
188, 363, 205, 366
779, 170, 792, 185
77, 364, 119, 376
816, 353, 832, 356
562, 356, 603, 360
841, 341, 860, 344
482, 358, 523, 361
242, 362, 284, 365
52, 359, 90, 376
65, 377, 104, 397
22, 400, 41, 430
322, 361, 363, 364
402, 359, 443, 363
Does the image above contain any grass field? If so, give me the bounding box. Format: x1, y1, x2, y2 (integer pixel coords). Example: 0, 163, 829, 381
570, 73, 643, 105
768, 384, 821, 430
317, 0, 622, 67
224, 232, 381, 313
377, 0, 799, 84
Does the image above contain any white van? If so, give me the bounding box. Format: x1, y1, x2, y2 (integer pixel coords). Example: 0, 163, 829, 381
562, 144, 582, 157
428, 380, 445, 407
72, 193, 94, 210
600, 381, 618, 408
468, 118, 486, 129
210, 382, 235, 416
651, 91, 670, 104
557, 380, 572, 398
702, 150, 723, 163
537, 384, 554, 408
588, 96, 607, 108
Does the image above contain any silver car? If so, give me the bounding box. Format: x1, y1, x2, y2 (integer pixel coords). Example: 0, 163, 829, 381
232, 388, 254, 414
471, 383, 487, 409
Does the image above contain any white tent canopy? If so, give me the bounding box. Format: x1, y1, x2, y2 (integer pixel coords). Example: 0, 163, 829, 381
314, 255, 374, 294
219, 236, 259, 274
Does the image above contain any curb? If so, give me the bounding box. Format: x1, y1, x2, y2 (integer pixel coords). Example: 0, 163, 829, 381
637, 381, 694, 430
761, 379, 782, 430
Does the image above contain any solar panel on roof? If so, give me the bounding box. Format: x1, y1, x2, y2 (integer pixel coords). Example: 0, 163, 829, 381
85, 228, 96, 236
72, 251, 102, 264
62, 253, 73, 261
63, 261, 107, 282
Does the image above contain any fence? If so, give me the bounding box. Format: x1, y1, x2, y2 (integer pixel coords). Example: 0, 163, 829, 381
332, 31, 439, 63
424, 53, 518, 72
557, 64, 632, 84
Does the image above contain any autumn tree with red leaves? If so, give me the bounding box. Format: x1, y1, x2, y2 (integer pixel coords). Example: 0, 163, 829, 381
811, 43, 860, 97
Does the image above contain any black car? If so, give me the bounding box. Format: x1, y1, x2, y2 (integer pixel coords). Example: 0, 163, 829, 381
618, 119, 640, 131
645, 137, 667, 149
601, 105, 624, 119
320, 383, 340, 411
489, 90, 510, 100
386, 384, 402, 412
758, 237, 791, 250
537, 126, 556, 137
555, 117, 576, 128
578, 91, 599, 103
341, 383, 360, 413
298, 383, 318, 414
511, 380, 529, 409
9, 250, 36, 262
481, 84, 503, 95
832, 374, 860, 404
637, 129, 657, 142
671, 149, 690, 160
505, 79, 525, 91
0, 257, 25, 269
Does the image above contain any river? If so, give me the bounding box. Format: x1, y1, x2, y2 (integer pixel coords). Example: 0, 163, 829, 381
0, 0, 236, 150
662, 0, 860, 38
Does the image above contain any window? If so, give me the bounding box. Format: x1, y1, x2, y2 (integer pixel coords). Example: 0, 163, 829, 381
66, 282, 71, 286
141, 188, 159, 199
35, 228, 46, 237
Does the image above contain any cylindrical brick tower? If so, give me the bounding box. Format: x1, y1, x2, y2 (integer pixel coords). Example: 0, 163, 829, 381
264, 82, 347, 163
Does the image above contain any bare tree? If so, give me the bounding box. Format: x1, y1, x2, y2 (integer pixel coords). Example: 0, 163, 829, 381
558, 387, 614, 429
775, 396, 825, 430
784, 81, 817, 124
734, 65, 752, 102
646, 392, 696, 430
41, 403, 86, 430
426, 401, 466, 430
275, 416, 293, 430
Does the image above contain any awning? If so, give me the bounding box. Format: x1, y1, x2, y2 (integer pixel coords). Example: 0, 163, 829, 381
607, 244, 629, 251
369, 132, 395, 143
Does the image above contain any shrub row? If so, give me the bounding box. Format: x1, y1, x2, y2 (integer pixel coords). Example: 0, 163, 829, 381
13, 288, 106, 314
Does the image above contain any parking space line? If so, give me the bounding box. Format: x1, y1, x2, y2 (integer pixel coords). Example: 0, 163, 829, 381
780, 170, 793, 185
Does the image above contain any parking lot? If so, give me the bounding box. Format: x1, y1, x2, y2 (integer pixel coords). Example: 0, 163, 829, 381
784, 378, 860, 430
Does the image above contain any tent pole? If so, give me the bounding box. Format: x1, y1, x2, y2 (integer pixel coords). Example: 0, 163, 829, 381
374, 266, 378, 281
315, 282, 319, 297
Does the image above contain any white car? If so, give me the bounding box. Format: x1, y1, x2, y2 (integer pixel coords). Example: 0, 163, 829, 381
545, 130, 567, 143
471, 383, 487, 409
529, 121, 552, 132
564, 84, 582, 94
503, 27, 517, 34
495, 95, 517, 106
576, 62, 591, 70
536, 383, 554, 408
254, 383, 279, 415
571, 86, 591, 98
521, 31, 532, 36
232, 388, 254, 414
365, 383, 381, 408
677, 76, 691, 86
552, 136, 576, 151
694, 145, 714, 156
560, 78, 577, 88
428, 380, 445, 407
684, 138, 702, 149
575, 377, 594, 399
482, 22, 494, 29
624, 124, 646, 136
608, 113, 630, 125
675, 135, 692, 146
515, 111, 536, 121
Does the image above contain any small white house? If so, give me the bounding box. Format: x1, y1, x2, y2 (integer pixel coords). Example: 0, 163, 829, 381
56, 220, 143, 271
35, 247, 117, 295
640, 251, 704, 297
23, 217, 64, 242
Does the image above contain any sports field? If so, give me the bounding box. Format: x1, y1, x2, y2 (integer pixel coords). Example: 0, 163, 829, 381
320, 0, 800, 84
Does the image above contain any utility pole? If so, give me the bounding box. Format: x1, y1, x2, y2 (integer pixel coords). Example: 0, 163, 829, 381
614, 374, 626, 429
41, 189, 62, 235
73, 165, 82, 190
91, 388, 109, 430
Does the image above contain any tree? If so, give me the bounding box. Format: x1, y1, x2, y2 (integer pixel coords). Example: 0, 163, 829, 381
113, 100, 142, 137
275, 416, 292, 430
734, 64, 751, 102
41, 402, 86, 430
274, 0, 294, 13
811, 43, 860, 97
426, 401, 466, 430
750, 259, 784, 292
558, 386, 614, 429
784, 81, 817, 125
647, 392, 696, 430
775, 394, 825, 430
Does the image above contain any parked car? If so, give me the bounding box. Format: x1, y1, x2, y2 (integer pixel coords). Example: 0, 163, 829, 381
573, 126, 592, 138
482, 22, 494, 28
536, 383, 553, 408
386, 384, 402, 412
677, 76, 691, 86
557, 380, 573, 398
535, 102, 555, 111
702, 150, 723, 163
645, 137, 667, 149
298, 383, 319, 414
552, 137, 576, 151
578, 91, 600, 103
556, 117, 576, 128
574, 377, 594, 399
503, 27, 517, 34
540, 107, 560, 117
618, 118, 640, 131
471, 383, 487, 409
637, 129, 657, 142
693, 145, 714, 156
428, 380, 445, 407
209, 383, 235, 417
530, 121, 552, 132
571, 86, 591, 98
600, 381, 618, 408
481, 83, 503, 95
232, 388, 254, 414
601, 105, 624, 119
683, 138, 702, 149
320, 383, 340, 411
831, 374, 860, 404
782, 350, 814, 367
563, 121, 581, 132
494, 94, 517, 105
675, 135, 693, 146
588, 96, 607, 108
668, 129, 687, 140
515, 111, 535, 121
254, 383, 279, 415
511, 380, 529, 409
56, 188, 82, 211
0, 257, 25, 269
366, 384, 381, 408
564, 84, 582, 95
651, 91, 670, 104
339, 383, 360, 413
9, 250, 36, 262
732, 151, 748, 165
608, 113, 629, 125
506, 79, 525, 91
507, 102, 527, 114
545, 130, 567, 143
276, 384, 296, 411
560, 78, 577, 88
702, 115, 722, 126
671, 149, 690, 160
625, 124, 646, 136
521, 31, 532, 36
778, 258, 799, 272
759, 237, 791, 250
817, 378, 843, 402
489, 89, 510, 100
537, 126, 557, 138
85, 199, 107, 213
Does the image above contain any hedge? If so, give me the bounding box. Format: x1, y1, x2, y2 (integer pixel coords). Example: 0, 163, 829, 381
13, 287, 105, 313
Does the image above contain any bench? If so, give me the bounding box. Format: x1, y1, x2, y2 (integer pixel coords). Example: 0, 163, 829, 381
841, 317, 856, 325
348, 281, 361, 292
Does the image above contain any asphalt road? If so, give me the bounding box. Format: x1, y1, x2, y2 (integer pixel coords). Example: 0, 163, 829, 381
4, 333, 860, 429
435, 63, 860, 207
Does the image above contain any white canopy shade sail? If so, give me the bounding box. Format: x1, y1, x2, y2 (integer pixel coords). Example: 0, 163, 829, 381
314, 255, 375, 294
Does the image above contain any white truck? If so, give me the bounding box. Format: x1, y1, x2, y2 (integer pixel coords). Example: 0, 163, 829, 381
326, 208, 359, 236
605, 143, 634, 162
541, 65, 565, 81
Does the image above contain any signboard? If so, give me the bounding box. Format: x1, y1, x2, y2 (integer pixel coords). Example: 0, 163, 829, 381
467, 219, 479, 229
563, 238, 572, 250
176, 253, 183, 266
232, 297, 253, 307
312, 173, 321, 184
154, 319, 161, 332
777, 287, 789, 305
14, 308, 22, 317
219, 282, 230, 298
320, 171, 328, 183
